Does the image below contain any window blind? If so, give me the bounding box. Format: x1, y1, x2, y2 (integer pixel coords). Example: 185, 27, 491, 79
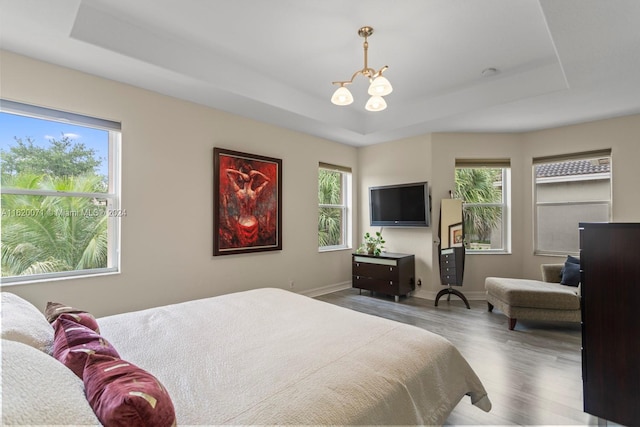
319, 162, 352, 173
455, 158, 511, 168
533, 149, 611, 164
1, 99, 121, 131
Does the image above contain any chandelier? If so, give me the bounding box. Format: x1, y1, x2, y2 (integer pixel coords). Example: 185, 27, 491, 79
331, 26, 393, 112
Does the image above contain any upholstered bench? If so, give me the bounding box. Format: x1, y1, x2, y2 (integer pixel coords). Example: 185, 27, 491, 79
485, 264, 581, 330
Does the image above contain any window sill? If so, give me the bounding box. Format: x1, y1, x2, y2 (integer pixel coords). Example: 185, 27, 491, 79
534, 251, 580, 257
466, 250, 511, 255
318, 246, 352, 253
1, 269, 120, 286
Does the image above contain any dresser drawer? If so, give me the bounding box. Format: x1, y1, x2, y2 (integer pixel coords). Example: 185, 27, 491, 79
441, 256, 456, 269
353, 261, 398, 281
352, 276, 399, 294
441, 266, 456, 276
442, 273, 459, 284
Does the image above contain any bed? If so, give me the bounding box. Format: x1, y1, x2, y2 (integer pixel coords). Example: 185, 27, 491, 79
2, 288, 491, 425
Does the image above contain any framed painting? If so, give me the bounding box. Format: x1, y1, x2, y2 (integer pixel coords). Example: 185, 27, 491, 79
449, 222, 463, 248
213, 148, 282, 256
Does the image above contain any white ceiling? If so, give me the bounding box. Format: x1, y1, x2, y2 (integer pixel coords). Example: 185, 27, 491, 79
1, 0, 640, 146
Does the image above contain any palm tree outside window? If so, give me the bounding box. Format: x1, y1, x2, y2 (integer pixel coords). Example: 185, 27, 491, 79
0, 100, 121, 283
318, 163, 352, 250
455, 159, 511, 253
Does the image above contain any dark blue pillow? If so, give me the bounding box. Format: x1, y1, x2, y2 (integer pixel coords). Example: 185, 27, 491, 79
566, 255, 580, 265
560, 255, 580, 275
561, 261, 580, 287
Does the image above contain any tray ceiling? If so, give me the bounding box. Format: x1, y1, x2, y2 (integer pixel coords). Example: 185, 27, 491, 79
1, 0, 639, 146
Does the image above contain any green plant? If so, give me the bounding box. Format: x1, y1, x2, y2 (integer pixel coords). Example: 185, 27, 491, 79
358, 231, 385, 256
318, 169, 342, 247
455, 168, 503, 243
1, 173, 108, 277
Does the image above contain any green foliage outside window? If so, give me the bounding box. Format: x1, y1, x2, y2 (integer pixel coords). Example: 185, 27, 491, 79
1, 136, 103, 178
455, 168, 503, 247
318, 169, 344, 247
1, 136, 108, 277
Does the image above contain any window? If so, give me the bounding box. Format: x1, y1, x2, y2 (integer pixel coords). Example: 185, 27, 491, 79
455, 159, 511, 253
318, 163, 352, 250
534, 150, 611, 255
1, 100, 121, 283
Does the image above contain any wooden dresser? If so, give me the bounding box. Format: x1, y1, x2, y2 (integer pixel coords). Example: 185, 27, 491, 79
579, 222, 640, 426
352, 252, 415, 302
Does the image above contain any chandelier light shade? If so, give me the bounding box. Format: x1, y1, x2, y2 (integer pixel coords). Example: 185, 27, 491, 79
331, 26, 392, 112
365, 95, 387, 112
368, 75, 393, 96
331, 85, 354, 106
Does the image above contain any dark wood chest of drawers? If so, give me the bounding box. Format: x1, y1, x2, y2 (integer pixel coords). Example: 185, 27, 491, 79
580, 222, 640, 426
352, 253, 415, 301
440, 246, 464, 286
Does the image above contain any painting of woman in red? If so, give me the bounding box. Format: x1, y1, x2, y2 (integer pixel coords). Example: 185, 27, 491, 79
214, 149, 281, 255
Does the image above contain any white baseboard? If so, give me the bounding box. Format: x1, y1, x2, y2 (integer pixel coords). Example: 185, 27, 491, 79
300, 282, 486, 301
299, 281, 351, 298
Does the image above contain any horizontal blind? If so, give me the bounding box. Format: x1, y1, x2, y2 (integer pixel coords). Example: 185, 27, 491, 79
533, 149, 611, 164
455, 158, 511, 168
319, 162, 352, 173
0, 99, 121, 131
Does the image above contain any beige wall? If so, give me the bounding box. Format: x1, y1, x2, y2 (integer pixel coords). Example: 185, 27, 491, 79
520, 115, 640, 278
357, 135, 433, 299
0, 51, 358, 316
431, 133, 526, 298
3, 50, 640, 313
358, 133, 525, 299
359, 116, 640, 299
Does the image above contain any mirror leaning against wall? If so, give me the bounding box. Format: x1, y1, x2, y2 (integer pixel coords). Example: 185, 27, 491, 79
436, 198, 470, 309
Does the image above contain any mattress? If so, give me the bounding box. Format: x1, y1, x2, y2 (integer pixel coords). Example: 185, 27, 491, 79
97, 288, 490, 425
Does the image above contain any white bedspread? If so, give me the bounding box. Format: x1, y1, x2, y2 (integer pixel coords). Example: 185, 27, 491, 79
97, 288, 490, 425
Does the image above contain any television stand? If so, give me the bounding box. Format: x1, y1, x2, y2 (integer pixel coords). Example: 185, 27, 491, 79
435, 285, 470, 309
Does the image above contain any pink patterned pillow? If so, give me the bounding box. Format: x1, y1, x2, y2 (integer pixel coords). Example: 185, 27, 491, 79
84, 353, 176, 427
45, 301, 101, 332
52, 317, 119, 378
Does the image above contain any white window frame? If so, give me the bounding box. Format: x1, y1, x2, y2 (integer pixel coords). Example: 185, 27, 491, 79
455, 159, 511, 254
318, 163, 352, 252
0, 100, 122, 284
533, 150, 612, 256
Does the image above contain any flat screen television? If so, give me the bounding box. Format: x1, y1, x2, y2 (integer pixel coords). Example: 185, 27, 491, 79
369, 182, 430, 227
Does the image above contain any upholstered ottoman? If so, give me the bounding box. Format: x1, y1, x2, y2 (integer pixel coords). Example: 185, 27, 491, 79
485, 268, 581, 330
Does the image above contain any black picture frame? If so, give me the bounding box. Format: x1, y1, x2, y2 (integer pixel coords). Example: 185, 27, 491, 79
449, 222, 463, 247
213, 148, 282, 256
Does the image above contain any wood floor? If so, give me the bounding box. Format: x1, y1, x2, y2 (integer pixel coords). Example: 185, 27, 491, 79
315, 288, 599, 426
